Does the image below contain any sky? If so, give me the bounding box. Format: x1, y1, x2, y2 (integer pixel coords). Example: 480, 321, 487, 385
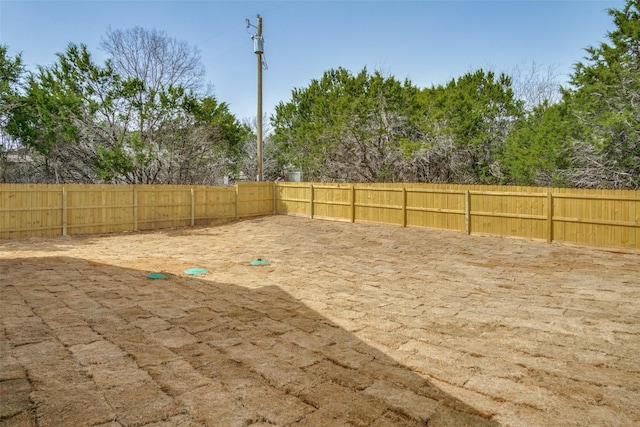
0, 0, 626, 122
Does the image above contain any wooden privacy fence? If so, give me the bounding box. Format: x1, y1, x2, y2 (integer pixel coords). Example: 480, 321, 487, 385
0, 182, 274, 239
275, 183, 640, 249
2, 181, 639, 249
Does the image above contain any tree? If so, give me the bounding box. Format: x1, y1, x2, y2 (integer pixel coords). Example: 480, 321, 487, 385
271, 67, 422, 182
239, 115, 282, 182
4, 44, 100, 182
501, 101, 582, 186
5, 42, 247, 184
509, 62, 562, 112
413, 70, 523, 183
0, 45, 24, 124
100, 27, 207, 180
166, 96, 251, 184
0, 45, 27, 181
101, 26, 205, 94
564, 0, 640, 189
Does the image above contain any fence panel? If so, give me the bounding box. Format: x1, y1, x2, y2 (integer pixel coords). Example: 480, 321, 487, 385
406, 187, 466, 231
65, 184, 135, 235
469, 189, 547, 240
551, 188, 639, 248
312, 184, 352, 221
0, 183, 63, 239
275, 183, 311, 217
135, 185, 193, 231
355, 185, 404, 225
193, 185, 236, 226
236, 182, 274, 218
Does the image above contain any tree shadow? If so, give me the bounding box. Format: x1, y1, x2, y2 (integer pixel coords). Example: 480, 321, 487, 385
1, 256, 499, 426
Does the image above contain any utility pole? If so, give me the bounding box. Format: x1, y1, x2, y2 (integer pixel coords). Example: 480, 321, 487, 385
248, 15, 264, 181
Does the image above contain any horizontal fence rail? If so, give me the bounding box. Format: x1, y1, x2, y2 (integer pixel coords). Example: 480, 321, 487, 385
275, 183, 640, 250
0, 182, 274, 239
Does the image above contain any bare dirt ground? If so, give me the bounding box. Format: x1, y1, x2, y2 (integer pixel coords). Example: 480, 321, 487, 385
1, 215, 639, 427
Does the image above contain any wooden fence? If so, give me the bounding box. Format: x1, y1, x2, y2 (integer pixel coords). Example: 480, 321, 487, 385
275, 183, 640, 249
0, 182, 274, 239
2, 182, 638, 249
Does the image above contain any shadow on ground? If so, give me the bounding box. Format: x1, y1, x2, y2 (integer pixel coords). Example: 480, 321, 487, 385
1, 256, 499, 426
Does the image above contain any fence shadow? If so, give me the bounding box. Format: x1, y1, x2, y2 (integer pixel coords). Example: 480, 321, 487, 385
1, 256, 499, 426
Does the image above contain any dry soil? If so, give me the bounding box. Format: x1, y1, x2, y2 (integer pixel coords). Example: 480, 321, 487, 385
1, 215, 639, 426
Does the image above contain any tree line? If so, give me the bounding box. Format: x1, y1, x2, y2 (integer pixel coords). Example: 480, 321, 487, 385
1, 28, 252, 184
1, 0, 638, 188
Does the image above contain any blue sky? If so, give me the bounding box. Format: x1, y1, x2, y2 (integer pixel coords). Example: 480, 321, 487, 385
0, 0, 625, 122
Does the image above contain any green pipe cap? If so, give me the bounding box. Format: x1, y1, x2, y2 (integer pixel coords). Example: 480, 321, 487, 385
184, 268, 208, 275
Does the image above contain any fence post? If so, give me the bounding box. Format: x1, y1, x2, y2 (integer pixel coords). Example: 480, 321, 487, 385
350, 186, 356, 223
402, 187, 407, 227
62, 187, 67, 236
133, 186, 138, 231
465, 190, 470, 234
309, 184, 314, 219
191, 188, 195, 227
272, 182, 276, 214
547, 192, 553, 243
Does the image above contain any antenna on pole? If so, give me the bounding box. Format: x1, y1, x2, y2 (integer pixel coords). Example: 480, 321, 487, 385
247, 14, 264, 181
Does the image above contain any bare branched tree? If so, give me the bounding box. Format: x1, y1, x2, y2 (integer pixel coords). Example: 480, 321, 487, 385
509, 62, 562, 111
410, 133, 481, 184
101, 26, 206, 94
240, 115, 283, 181
564, 139, 639, 189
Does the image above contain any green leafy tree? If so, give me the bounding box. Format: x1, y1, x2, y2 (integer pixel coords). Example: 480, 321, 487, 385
501, 100, 583, 186
5, 42, 247, 184
163, 95, 251, 184
6, 44, 143, 182
271, 67, 422, 182
4, 44, 98, 181
414, 70, 523, 184
0, 45, 30, 181
0, 45, 24, 126
564, 0, 640, 189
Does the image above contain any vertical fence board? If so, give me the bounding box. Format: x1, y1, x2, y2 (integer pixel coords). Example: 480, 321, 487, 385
632, 192, 638, 248
612, 190, 621, 247
554, 188, 565, 242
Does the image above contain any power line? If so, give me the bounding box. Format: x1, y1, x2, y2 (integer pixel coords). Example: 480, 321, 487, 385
196, 22, 243, 47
